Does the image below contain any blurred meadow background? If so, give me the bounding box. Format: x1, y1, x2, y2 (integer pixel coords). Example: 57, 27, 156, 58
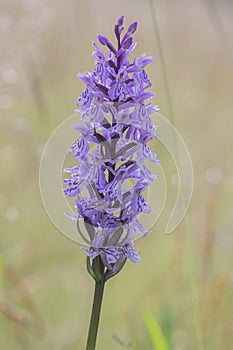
1, 0, 233, 349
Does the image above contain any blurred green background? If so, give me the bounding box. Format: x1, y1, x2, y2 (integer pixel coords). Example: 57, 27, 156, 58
1, 0, 233, 349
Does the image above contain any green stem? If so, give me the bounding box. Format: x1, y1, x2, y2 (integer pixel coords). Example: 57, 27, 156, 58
85, 271, 105, 350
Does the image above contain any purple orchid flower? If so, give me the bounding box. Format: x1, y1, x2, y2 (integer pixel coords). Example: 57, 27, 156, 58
63, 16, 159, 271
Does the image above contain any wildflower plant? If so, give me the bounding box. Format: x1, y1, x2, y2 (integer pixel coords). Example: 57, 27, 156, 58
63, 16, 159, 350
